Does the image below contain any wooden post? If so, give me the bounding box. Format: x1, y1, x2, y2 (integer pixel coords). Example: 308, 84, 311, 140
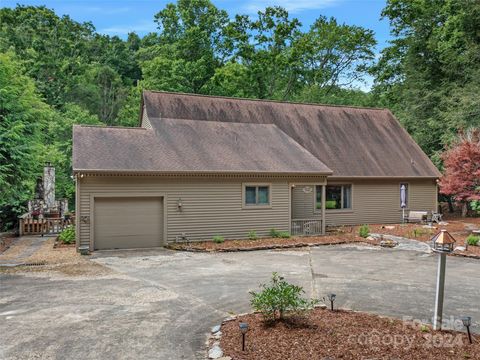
321, 184, 326, 235
433, 252, 447, 330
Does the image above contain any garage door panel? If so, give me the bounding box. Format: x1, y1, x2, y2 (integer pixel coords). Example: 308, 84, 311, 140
94, 197, 163, 250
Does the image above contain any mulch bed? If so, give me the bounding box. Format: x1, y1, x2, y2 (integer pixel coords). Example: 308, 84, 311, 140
167, 218, 480, 258
0, 233, 15, 254
365, 219, 480, 259
220, 308, 479, 360
167, 232, 379, 252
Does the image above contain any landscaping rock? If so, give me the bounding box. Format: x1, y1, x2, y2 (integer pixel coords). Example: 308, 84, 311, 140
380, 239, 398, 248
217, 357, 232, 360
213, 331, 222, 339
384, 226, 395, 230
208, 345, 223, 359
455, 246, 466, 252
211, 325, 221, 334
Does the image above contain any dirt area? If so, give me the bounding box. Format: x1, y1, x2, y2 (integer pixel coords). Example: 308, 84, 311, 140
167, 232, 379, 252
220, 308, 479, 360
0, 238, 111, 276
0, 233, 16, 254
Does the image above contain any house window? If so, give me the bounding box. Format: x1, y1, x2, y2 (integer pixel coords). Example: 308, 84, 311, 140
316, 184, 352, 210
400, 183, 408, 208
244, 185, 270, 206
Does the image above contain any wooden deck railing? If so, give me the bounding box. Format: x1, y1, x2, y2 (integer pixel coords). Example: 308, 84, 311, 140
291, 219, 323, 236
18, 214, 75, 236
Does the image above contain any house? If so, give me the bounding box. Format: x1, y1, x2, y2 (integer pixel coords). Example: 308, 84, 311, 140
73, 90, 441, 251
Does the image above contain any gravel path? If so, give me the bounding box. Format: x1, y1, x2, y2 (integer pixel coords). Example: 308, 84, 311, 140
371, 233, 432, 253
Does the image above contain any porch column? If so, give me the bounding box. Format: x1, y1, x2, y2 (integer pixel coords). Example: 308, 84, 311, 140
321, 184, 326, 234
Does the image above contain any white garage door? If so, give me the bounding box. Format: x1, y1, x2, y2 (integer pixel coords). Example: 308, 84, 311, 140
94, 197, 163, 250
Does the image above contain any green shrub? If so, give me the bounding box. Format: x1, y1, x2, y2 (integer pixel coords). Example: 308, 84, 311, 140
359, 224, 370, 238
212, 235, 224, 244
279, 231, 291, 238
58, 226, 75, 244
269, 228, 280, 238
326, 200, 337, 209
466, 235, 480, 246
250, 272, 318, 322
248, 230, 258, 240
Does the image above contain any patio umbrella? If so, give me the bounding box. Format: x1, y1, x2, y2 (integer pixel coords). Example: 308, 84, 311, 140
400, 184, 407, 223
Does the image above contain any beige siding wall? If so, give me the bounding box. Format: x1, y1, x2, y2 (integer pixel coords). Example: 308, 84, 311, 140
77, 175, 304, 248
77, 176, 437, 248
290, 179, 437, 226
291, 185, 320, 220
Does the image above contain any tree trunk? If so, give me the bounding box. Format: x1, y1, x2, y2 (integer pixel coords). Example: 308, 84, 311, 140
447, 197, 454, 213
461, 202, 468, 217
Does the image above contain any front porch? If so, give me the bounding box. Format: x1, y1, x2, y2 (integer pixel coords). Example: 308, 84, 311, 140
290, 183, 326, 236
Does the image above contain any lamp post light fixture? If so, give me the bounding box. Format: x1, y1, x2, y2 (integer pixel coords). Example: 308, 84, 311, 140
327, 293, 336, 311
430, 229, 456, 331
461, 316, 473, 344
239, 322, 249, 351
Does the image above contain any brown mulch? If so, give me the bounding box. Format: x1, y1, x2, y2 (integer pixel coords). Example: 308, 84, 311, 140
0, 234, 15, 253
167, 231, 379, 252
363, 218, 480, 259
167, 218, 480, 258
220, 308, 479, 360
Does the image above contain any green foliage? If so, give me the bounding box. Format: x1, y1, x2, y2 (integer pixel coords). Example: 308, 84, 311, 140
248, 230, 258, 240
58, 226, 75, 244
471, 200, 480, 215
212, 235, 224, 243
466, 235, 480, 246
0, 53, 48, 229
373, 0, 480, 158
250, 272, 318, 322
269, 228, 281, 238
359, 224, 370, 238
279, 231, 291, 238
326, 200, 337, 209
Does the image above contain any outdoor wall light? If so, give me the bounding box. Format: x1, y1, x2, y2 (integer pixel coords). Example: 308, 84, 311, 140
461, 316, 473, 344
327, 293, 336, 311
239, 322, 249, 351
177, 198, 183, 211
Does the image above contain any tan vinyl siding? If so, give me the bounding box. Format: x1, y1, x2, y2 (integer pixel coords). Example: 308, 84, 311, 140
325, 179, 437, 226
290, 179, 437, 226
291, 185, 320, 220
77, 175, 301, 248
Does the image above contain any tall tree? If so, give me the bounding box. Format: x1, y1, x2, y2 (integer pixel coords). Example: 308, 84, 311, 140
139, 0, 229, 93
0, 53, 49, 228
373, 0, 480, 159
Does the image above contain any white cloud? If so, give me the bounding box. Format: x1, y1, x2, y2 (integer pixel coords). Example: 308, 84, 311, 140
100, 20, 156, 35
241, 0, 342, 14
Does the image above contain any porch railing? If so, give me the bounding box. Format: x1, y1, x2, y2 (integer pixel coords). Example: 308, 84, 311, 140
18, 214, 75, 236
291, 219, 323, 236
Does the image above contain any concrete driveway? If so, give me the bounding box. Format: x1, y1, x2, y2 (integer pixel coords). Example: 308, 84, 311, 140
1, 245, 479, 359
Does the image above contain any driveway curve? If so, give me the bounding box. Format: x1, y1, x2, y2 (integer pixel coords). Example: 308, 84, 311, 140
1, 245, 479, 359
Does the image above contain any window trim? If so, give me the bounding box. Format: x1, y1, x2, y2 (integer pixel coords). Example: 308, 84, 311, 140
242, 183, 272, 209
314, 183, 354, 213
399, 182, 410, 210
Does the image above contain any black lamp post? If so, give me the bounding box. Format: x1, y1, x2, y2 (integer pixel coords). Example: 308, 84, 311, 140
239, 322, 249, 351
327, 293, 336, 311
461, 316, 473, 344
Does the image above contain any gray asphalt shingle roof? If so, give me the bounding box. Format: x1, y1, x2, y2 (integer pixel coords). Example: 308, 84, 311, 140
73, 118, 332, 174
142, 91, 441, 178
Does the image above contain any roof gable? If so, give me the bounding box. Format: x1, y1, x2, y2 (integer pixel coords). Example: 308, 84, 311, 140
143, 91, 441, 178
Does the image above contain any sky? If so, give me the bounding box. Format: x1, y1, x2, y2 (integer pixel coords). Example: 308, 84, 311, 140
2, 0, 392, 89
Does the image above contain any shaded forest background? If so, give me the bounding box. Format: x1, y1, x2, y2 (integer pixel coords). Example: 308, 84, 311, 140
1, 0, 480, 228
